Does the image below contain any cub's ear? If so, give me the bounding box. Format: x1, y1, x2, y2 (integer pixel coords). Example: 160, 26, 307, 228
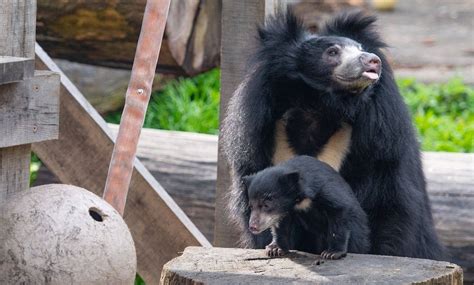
242, 175, 255, 189
279, 171, 300, 187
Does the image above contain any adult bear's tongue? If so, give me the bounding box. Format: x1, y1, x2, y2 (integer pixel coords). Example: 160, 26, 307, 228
362, 71, 379, 80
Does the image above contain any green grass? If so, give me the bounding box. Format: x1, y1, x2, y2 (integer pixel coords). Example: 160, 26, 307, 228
106, 69, 220, 135
397, 77, 473, 152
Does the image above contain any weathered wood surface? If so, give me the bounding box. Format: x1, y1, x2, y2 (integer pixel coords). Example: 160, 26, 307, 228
161, 247, 463, 285
34, 127, 474, 282
0, 71, 60, 148
0, 0, 36, 58
0, 57, 34, 85
216, 0, 267, 249
0, 0, 39, 201
32, 43, 211, 285
423, 151, 474, 282
36, 0, 221, 75
166, 0, 221, 75
0, 145, 31, 199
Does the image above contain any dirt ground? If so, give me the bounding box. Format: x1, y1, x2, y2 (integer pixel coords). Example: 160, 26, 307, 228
375, 0, 473, 84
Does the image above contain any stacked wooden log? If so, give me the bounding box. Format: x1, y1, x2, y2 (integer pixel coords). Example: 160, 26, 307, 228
36, 0, 221, 75
36, 0, 365, 76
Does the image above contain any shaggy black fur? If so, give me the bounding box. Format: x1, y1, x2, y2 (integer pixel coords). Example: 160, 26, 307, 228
244, 156, 370, 259
222, 9, 444, 260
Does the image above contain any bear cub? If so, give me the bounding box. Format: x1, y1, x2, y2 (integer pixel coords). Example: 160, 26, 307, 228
243, 156, 370, 259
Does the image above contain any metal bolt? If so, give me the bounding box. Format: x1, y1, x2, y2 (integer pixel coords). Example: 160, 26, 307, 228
33, 85, 39, 92
137, 88, 144, 95
33, 125, 38, 133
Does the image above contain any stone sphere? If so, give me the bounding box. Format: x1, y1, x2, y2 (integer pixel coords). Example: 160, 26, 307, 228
0, 184, 136, 284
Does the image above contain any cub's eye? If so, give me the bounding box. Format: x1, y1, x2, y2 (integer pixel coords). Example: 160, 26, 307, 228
327, 47, 339, 56
263, 203, 271, 211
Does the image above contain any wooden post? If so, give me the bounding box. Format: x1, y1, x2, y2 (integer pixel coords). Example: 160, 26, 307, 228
0, 0, 37, 199
214, 0, 264, 247
103, 0, 171, 216
215, 0, 289, 247
0, 69, 60, 198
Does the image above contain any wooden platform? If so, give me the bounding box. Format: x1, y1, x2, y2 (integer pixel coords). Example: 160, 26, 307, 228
160, 247, 463, 284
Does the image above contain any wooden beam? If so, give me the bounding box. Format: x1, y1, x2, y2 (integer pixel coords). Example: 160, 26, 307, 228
215, 0, 266, 248
0, 0, 37, 200
32, 44, 211, 285
0, 71, 60, 148
0, 145, 30, 199
0, 57, 34, 85
36, 0, 221, 75
265, 0, 289, 18
0, 0, 36, 58
161, 247, 463, 284
215, 0, 290, 247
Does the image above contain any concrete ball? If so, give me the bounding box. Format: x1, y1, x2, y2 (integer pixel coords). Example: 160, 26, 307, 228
0, 184, 136, 284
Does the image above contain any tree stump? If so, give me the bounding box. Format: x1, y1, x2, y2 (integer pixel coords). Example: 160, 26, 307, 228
160, 247, 463, 285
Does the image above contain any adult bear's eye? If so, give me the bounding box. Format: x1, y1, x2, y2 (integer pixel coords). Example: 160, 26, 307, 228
327, 47, 340, 56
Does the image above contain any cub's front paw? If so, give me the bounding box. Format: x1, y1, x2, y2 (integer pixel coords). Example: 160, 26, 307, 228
320, 250, 347, 260
265, 243, 286, 257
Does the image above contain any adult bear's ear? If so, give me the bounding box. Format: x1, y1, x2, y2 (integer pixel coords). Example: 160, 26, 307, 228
279, 171, 300, 187
242, 175, 255, 189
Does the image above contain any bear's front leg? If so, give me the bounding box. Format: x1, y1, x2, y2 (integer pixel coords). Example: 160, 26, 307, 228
322, 216, 350, 260
265, 223, 291, 257
265, 226, 286, 257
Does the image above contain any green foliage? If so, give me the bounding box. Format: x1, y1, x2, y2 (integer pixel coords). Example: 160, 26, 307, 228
106, 69, 220, 135
134, 274, 146, 285
397, 77, 474, 152
30, 153, 41, 185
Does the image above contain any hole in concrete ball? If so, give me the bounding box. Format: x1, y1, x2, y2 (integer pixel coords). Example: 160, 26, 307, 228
89, 207, 104, 222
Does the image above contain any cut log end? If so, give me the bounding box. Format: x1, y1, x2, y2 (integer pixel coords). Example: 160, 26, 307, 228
160, 247, 462, 285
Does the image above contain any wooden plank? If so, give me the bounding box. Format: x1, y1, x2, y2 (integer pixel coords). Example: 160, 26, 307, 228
0, 145, 30, 199
0, 56, 34, 85
0, 71, 60, 148
423, 151, 474, 282
161, 247, 463, 284
32, 43, 211, 285
0, 0, 36, 58
113, 125, 218, 242
35, 127, 474, 282
215, 0, 268, 248
265, 0, 289, 18
0, 0, 37, 201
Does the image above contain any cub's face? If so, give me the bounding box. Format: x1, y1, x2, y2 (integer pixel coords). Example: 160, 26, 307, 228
298, 36, 382, 93
243, 170, 300, 235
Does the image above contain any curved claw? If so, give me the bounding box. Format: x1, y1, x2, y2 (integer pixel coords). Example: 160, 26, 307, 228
265, 244, 286, 257
321, 250, 347, 260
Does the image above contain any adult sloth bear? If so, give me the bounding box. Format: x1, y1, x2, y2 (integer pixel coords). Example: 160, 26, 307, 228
222, 10, 444, 260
